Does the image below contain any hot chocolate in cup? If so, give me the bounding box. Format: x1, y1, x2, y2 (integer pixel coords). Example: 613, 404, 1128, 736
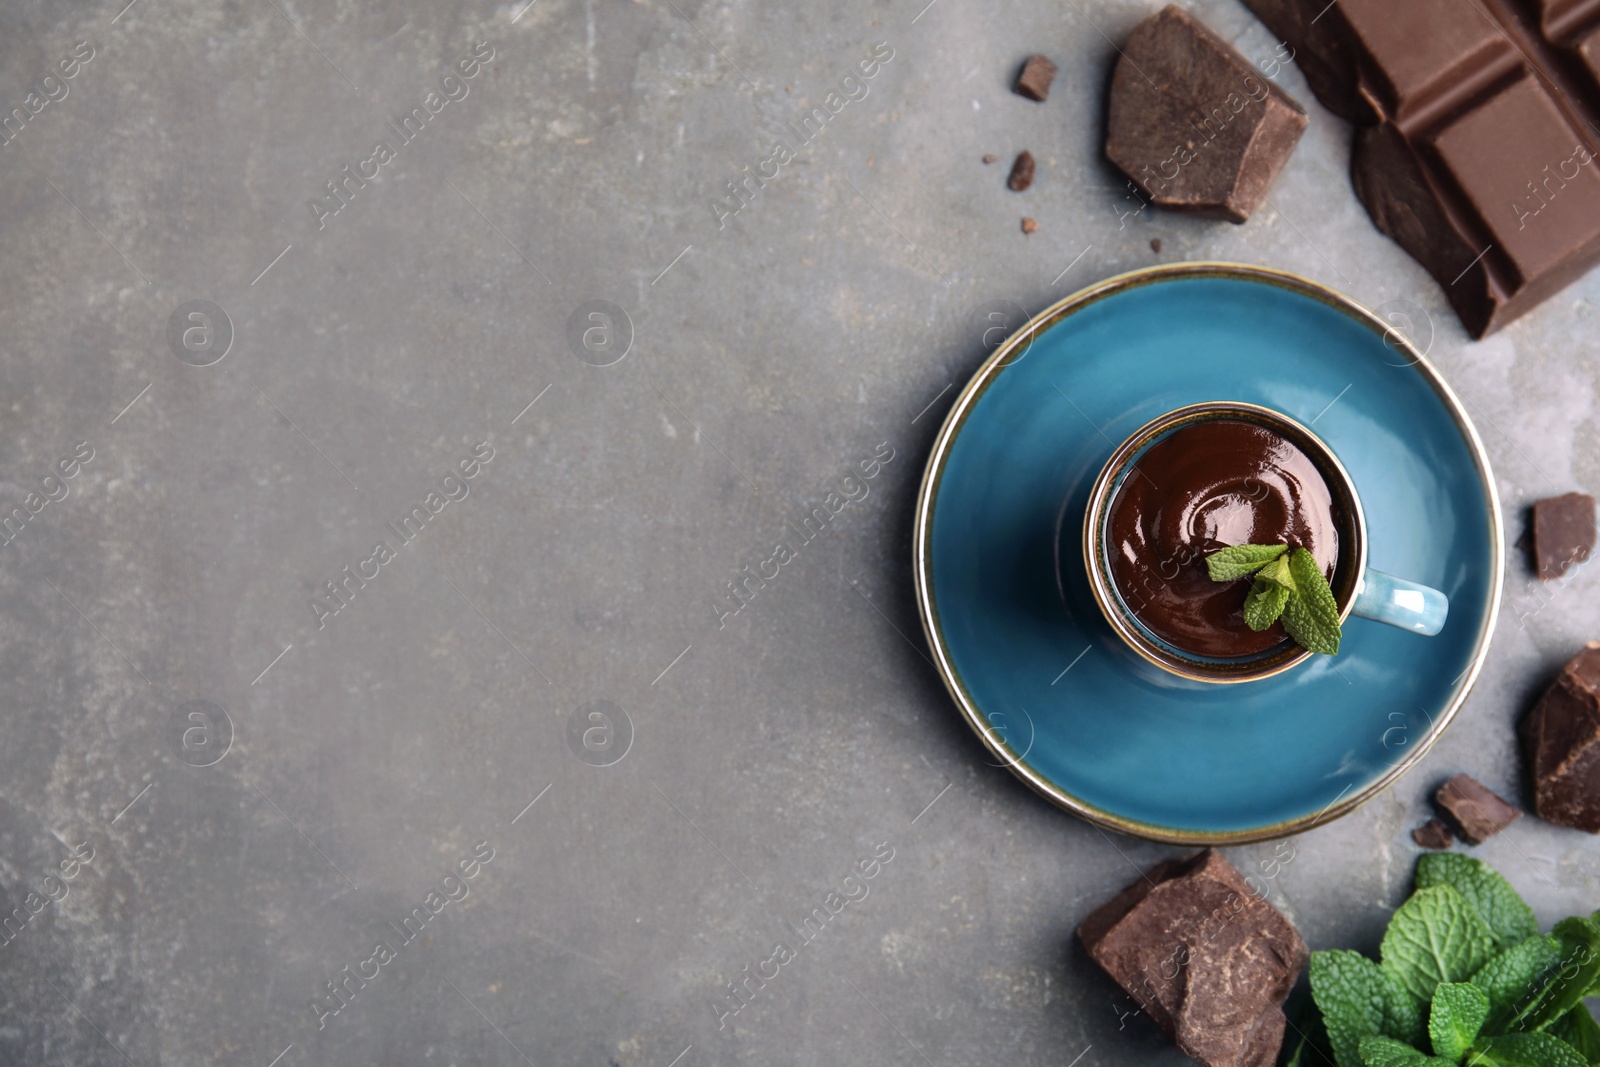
1082, 401, 1448, 684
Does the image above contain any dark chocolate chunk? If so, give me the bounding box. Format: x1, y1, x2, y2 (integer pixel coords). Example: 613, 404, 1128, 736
1240, 0, 1600, 336
1008, 150, 1035, 191
1412, 818, 1455, 850
1078, 849, 1307, 1067
1151, 238, 1163, 253
1105, 6, 1308, 224
1522, 642, 1600, 832
1021, 216, 1038, 234
1533, 492, 1596, 580
1435, 773, 1522, 844
1014, 53, 1058, 101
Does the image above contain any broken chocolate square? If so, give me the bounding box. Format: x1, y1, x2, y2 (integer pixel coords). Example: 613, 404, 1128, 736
1013, 54, 1058, 101
1532, 493, 1596, 581
1079, 849, 1307, 1067
1105, 5, 1308, 223
1411, 818, 1454, 850
1522, 642, 1600, 833
1008, 150, 1035, 191
1434, 774, 1522, 844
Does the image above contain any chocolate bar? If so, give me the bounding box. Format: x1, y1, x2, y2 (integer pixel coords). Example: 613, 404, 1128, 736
1242, 0, 1600, 336
1434, 773, 1522, 843
1106, 6, 1308, 223
1522, 641, 1600, 832
1532, 491, 1596, 579
1079, 849, 1307, 1067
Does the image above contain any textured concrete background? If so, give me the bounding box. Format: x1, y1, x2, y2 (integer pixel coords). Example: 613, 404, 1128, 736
0, 0, 1596, 1064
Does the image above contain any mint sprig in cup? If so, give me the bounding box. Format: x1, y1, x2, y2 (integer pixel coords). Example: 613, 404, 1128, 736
1206, 543, 1343, 655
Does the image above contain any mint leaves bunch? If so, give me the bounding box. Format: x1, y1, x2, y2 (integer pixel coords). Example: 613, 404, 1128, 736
1205, 543, 1342, 655
1288, 853, 1600, 1067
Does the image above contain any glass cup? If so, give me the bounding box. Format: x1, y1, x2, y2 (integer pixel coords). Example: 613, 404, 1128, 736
1082, 401, 1448, 684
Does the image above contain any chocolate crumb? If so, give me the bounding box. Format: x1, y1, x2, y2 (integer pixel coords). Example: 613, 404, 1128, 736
982, 153, 997, 164
1021, 217, 1038, 234
1411, 818, 1454, 850
1151, 238, 1163, 253
1013, 54, 1058, 102
1531, 492, 1596, 580
1008, 150, 1035, 192
1435, 774, 1522, 844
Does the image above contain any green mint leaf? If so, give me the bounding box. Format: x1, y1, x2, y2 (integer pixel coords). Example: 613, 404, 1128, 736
1284, 993, 1339, 1067
1380, 885, 1499, 1003
1548, 1004, 1600, 1063
1428, 982, 1490, 1060
1282, 595, 1340, 654
1204, 543, 1287, 581
1385, 980, 1428, 1050
1590, 914, 1600, 997
1354, 1035, 1419, 1067
1282, 547, 1342, 654
1258, 554, 1295, 590
1311, 950, 1393, 1067
1416, 853, 1539, 948
1464, 1031, 1589, 1067
1355, 1035, 1453, 1067
1503, 917, 1600, 1034
1312, 950, 1428, 1067
1472, 935, 1562, 1033
1243, 577, 1290, 631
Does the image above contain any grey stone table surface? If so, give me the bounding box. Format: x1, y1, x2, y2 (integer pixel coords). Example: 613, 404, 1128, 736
0, 0, 1596, 1063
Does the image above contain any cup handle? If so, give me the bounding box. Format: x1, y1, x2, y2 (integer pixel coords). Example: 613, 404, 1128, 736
1351, 570, 1449, 636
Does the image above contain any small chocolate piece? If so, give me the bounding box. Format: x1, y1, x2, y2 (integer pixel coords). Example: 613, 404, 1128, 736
1151, 238, 1163, 253
1412, 818, 1455, 850
1532, 493, 1596, 580
1522, 642, 1600, 832
1079, 849, 1307, 1067
1008, 150, 1035, 191
982, 153, 997, 164
1240, 0, 1600, 336
1021, 216, 1038, 234
1013, 53, 1058, 101
1435, 774, 1522, 844
1105, 6, 1308, 224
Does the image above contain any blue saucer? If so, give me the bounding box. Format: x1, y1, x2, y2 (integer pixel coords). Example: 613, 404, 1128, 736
914, 264, 1504, 844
